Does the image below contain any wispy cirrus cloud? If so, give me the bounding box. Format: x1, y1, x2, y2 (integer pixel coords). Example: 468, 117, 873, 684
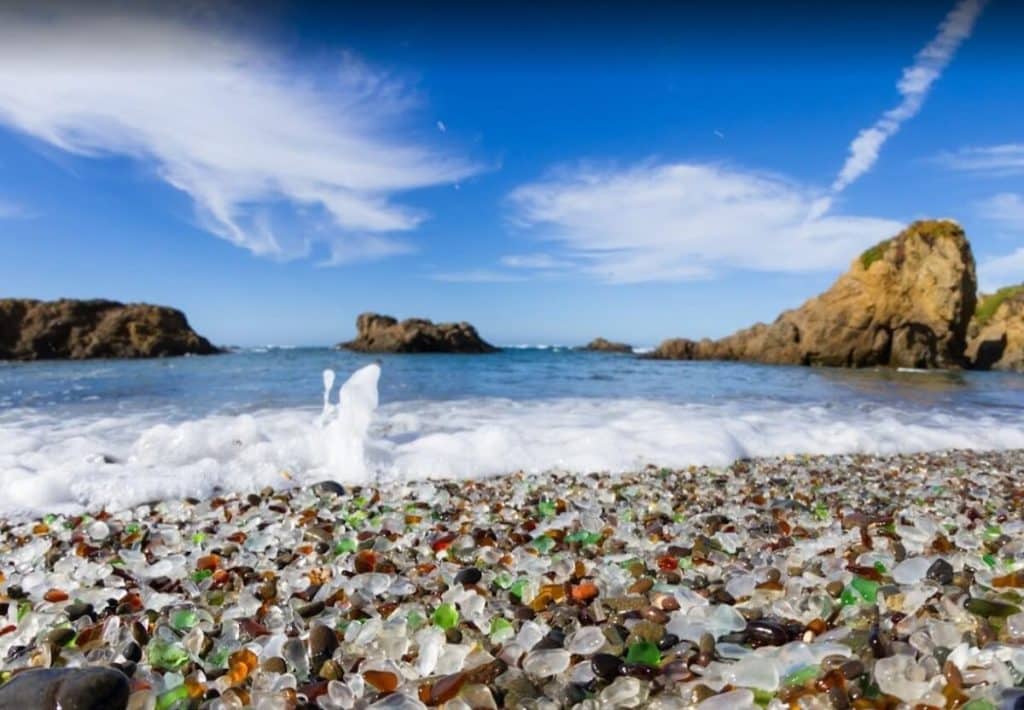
937, 144, 1024, 176
500, 2, 982, 283
979, 193, 1024, 230
0, 198, 27, 219
0, 6, 479, 264
812, 0, 988, 217
500, 253, 574, 270
507, 162, 902, 283
429, 269, 527, 283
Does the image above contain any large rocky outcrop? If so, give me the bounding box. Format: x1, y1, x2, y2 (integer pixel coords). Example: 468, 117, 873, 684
339, 312, 497, 354
966, 285, 1024, 372
649, 220, 977, 368
0, 299, 219, 360
580, 337, 633, 353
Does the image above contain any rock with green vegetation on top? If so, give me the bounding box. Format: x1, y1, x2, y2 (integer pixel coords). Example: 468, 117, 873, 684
967, 284, 1024, 371
648, 220, 977, 369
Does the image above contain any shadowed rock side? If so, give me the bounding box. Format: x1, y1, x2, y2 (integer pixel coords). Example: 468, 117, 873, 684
580, 337, 633, 353
0, 299, 219, 361
967, 285, 1024, 372
339, 312, 497, 354
649, 220, 977, 369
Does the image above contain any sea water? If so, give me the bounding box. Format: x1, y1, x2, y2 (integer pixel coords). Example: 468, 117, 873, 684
1, 346, 1023, 517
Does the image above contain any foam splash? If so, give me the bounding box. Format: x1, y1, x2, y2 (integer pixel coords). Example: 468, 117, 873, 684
318, 364, 380, 480
3, 362, 1024, 518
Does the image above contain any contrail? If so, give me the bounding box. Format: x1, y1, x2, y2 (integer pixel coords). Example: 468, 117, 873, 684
814, 0, 988, 218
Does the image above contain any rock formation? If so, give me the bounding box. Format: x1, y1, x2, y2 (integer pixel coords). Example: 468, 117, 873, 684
339, 313, 497, 354
649, 220, 977, 369
581, 337, 633, 353
0, 299, 219, 360
966, 285, 1024, 371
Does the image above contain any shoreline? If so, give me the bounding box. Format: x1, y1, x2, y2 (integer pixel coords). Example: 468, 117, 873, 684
2, 449, 1024, 708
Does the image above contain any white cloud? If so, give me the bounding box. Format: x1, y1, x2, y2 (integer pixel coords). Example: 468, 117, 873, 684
0, 7, 478, 263
429, 269, 526, 283
830, 0, 988, 196
980, 193, 1024, 229
0, 198, 26, 218
508, 162, 903, 283
938, 144, 1024, 176
981, 250, 1024, 288
500, 253, 573, 270
976, 193, 1024, 287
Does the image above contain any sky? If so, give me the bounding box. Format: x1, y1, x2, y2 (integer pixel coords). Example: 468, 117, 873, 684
1, 0, 1022, 347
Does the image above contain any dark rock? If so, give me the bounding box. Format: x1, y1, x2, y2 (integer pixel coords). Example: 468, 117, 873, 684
0, 667, 130, 710
454, 567, 482, 586
65, 601, 94, 622
657, 633, 680, 652
312, 481, 345, 497
297, 600, 325, 618
580, 337, 632, 353
121, 641, 142, 664
338, 312, 497, 354
647, 220, 977, 369
926, 558, 955, 586
591, 653, 624, 681
308, 624, 338, 670
744, 619, 790, 647
0, 298, 219, 361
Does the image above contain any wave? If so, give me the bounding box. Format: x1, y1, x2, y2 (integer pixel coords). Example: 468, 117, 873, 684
3, 364, 1024, 517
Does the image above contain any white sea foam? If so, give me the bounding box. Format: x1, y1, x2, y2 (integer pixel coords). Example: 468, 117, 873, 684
2, 363, 1024, 517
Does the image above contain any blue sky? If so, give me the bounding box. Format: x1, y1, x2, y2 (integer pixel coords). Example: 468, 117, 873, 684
1, 1, 1022, 347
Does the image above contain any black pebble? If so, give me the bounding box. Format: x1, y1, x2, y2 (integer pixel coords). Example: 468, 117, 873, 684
591, 653, 624, 680
121, 641, 142, 663
0, 667, 130, 710
926, 558, 954, 585
65, 601, 95, 623
657, 633, 680, 652
312, 481, 346, 497
454, 567, 482, 586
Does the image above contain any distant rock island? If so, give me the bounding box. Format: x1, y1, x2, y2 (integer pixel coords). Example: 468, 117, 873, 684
339, 312, 497, 354
649, 220, 978, 369
967, 285, 1024, 371
0, 299, 219, 360
580, 337, 633, 353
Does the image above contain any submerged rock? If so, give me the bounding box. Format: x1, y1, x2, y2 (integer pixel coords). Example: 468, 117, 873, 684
0, 667, 130, 710
649, 220, 977, 368
339, 312, 497, 354
0, 298, 218, 361
580, 337, 633, 353
966, 284, 1024, 371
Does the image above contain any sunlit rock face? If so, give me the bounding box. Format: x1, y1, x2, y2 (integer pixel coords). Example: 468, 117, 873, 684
650, 220, 977, 369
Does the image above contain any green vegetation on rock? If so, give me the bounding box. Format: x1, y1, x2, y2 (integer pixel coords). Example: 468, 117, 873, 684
859, 238, 891, 270
975, 284, 1024, 326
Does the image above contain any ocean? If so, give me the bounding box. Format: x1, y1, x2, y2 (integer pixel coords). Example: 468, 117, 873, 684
2, 346, 1024, 517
